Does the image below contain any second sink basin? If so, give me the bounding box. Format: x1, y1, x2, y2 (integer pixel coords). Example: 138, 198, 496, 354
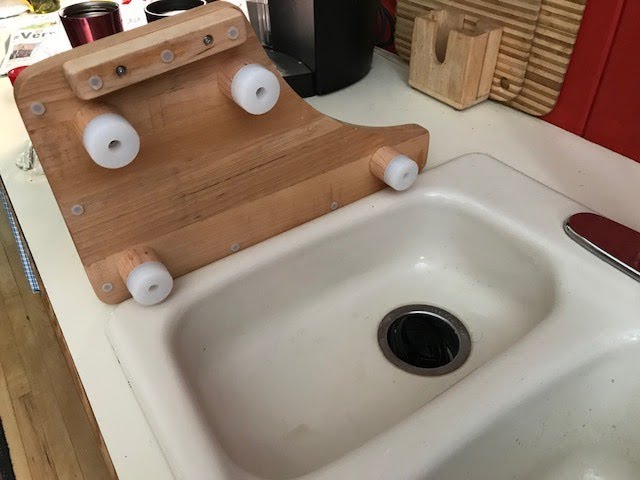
108, 153, 639, 480
427, 342, 640, 480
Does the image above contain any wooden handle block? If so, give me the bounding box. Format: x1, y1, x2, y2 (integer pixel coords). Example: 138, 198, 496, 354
409, 10, 502, 110
74, 102, 117, 137
63, 5, 247, 100
117, 246, 161, 282
218, 57, 250, 100
370, 146, 421, 191
370, 146, 401, 180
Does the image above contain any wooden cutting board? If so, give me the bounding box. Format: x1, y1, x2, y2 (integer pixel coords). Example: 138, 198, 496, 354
507, 0, 587, 116
396, 0, 544, 102
13, 3, 429, 304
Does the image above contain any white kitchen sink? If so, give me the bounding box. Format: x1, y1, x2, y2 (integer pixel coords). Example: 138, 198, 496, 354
108, 153, 640, 480
427, 343, 640, 480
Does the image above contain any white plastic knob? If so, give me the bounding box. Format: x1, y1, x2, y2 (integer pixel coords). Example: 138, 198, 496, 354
384, 155, 419, 191
82, 113, 140, 169
231, 64, 281, 115
125, 262, 173, 306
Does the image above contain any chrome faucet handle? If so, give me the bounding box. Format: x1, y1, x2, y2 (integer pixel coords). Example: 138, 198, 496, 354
565, 213, 640, 283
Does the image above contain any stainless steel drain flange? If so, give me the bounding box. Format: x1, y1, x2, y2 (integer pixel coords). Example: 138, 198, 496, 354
378, 305, 471, 376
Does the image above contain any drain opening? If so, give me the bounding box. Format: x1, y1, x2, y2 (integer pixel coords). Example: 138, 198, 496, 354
378, 305, 471, 376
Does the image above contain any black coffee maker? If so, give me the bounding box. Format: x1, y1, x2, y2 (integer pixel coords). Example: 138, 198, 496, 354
247, 0, 380, 97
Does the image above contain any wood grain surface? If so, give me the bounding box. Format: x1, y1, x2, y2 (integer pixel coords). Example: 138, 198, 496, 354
63, 5, 247, 100
408, 10, 503, 109
0, 189, 115, 480
14, 2, 430, 304
116, 246, 162, 281
507, 0, 587, 115
396, 0, 544, 101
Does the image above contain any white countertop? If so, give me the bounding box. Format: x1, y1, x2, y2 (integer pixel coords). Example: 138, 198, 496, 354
1, 47, 639, 480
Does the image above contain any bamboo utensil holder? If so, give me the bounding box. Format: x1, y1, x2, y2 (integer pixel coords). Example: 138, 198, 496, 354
409, 10, 503, 110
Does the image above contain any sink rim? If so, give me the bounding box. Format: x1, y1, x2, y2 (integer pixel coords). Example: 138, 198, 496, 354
165, 183, 561, 478
108, 153, 640, 480
424, 334, 640, 480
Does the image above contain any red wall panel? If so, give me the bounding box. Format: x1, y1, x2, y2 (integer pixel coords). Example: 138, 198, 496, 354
583, 0, 640, 162
386, 0, 639, 162
542, 0, 625, 136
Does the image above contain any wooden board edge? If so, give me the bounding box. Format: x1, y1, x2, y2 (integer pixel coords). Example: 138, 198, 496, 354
12, 1, 242, 106
87, 128, 430, 304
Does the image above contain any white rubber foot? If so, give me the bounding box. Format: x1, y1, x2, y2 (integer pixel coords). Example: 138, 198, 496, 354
83, 113, 140, 169
125, 262, 173, 306
231, 64, 281, 115
384, 155, 419, 191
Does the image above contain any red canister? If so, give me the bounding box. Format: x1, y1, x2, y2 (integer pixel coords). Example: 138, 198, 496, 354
59, 1, 123, 48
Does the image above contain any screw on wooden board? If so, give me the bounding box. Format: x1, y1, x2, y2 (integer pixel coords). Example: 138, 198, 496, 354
29, 102, 46, 116
203, 35, 213, 46
71, 204, 84, 216
330, 202, 339, 211
101, 283, 113, 293
115, 65, 127, 76
160, 50, 175, 63
231, 243, 240, 253
88, 75, 103, 90
227, 27, 239, 40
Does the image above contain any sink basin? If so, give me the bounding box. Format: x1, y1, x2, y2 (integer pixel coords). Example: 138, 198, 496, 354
108, 153, 640, 480
427, 343, 640, 480
171, 186, 555, 479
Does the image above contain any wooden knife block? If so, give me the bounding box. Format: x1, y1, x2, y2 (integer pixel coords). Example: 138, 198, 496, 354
13, 2, 430, 304
409, 10, 503, 110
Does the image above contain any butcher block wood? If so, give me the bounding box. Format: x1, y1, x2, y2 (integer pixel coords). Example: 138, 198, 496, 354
370, 146, 403, 181
396, 0, 544, 102
409, 10, 503, 109
0, 203, 115, 480
63, 5, 247, 100
507, 0, 587, 116
13, 2, 430, 304
116, 247, 162, 283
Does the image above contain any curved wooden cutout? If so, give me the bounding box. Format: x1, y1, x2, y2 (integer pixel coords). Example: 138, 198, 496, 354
14, 2, 429, 304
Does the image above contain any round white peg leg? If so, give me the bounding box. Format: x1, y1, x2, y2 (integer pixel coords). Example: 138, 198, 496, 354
117, 247, 173, 306
219, 60, 280, 115
82, 113, 140, 169
370, 146, 420, 191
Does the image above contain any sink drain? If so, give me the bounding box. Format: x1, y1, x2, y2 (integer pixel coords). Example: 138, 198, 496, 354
378, 305, 471, 376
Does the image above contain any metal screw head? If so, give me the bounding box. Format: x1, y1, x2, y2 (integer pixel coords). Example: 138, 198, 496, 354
330, 201, 339, 211
101, 283, 114, 293
115, 65, 127, 76
231, 243, 240, 253
70, 204, 84, 216
203, 35, 213, 46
